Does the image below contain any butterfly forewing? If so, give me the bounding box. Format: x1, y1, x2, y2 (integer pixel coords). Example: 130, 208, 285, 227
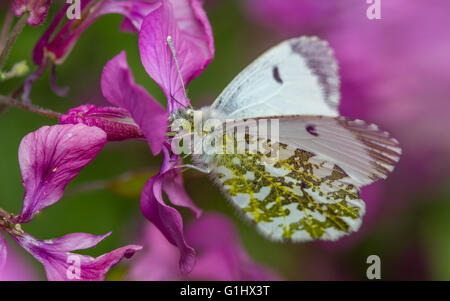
210, 37, 340, 120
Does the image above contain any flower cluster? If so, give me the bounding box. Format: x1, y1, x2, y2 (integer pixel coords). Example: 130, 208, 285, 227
0, 124, 141, 280
0, 0, 276, 280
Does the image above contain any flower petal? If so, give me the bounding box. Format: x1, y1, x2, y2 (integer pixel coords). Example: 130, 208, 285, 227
161, 151, 202, 218
100, 0, 160, 33
102, 52, 167, 155
0, 243, 39, 280
60, 104, 145, 142
33, 0, 158, 66
162, 170, 202, 218
185, 213, 280, 281
140, 165, 196, 274
17, 124, 107, 223
14, 232, 141, 281
14, 0, 51, 26
39, 232, 112, 252
0, 233, 7, 273
127, 224, 180, 280
128, 213, 280, 280
138, 0, 214, 112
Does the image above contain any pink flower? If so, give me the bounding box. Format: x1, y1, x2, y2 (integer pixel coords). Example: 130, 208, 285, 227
139, 0, 215, 111
0, 124, 142, 280
60, 51, 196, 273
128, 213, 280, 281
13, 232, 141, 281
137, 0, 214, 274
13, 0, 51, 26
24, 0, 159, 102
33, 0, 159, 66
59, 104, 145, 142
60, 52, 168, 154
62, 0, 215, 275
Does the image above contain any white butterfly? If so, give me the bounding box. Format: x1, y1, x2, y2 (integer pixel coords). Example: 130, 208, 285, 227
171, 36, 401, 242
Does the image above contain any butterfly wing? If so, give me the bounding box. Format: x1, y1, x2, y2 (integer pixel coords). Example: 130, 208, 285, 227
210, 36, 340, 119
207, 116, 401, 241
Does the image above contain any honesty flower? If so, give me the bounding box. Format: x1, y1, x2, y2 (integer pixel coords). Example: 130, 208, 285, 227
139, 0, 214, 111
13, 0, 51, 26
98, 51, 201, 274
59, 49, 202, 274
0, 124, 142, 280
60, 0, 214, 275
60, 105, 145, 142
33, 0, 158, 66
128, 213, 280, 281
137, 0, 214, 274
24, 0, 159, 101
60, 51, 168, 154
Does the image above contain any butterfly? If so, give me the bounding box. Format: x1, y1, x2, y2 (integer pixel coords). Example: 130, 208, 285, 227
170, 36, 401, 242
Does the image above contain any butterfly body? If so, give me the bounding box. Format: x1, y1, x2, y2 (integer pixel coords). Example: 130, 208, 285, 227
171, 36, 401, 242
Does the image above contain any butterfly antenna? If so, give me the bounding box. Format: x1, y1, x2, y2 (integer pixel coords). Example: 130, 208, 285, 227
167, 36, 191, 109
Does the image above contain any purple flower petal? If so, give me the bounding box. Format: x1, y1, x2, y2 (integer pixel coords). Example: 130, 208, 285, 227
0, 233, 7, 273
139, 0, 214, 112
14, 0, 51, 26
140, 171, 196, 275
17, 124, 107, 223
185, 213, 280, 281
0, 243, 39, 281
14, 232, 142, 281
60, 104, 145, 142
32, 3, 69, 66
127, 223, 179, 280
33, 0, 158, 66
38, 232, 112, 252
162, 169, 202, 218
157, 144, 202, 217
139, 143, 203, 274
128, 213, 280, 280
101, 51, 168, 155
100, 0, 160, 33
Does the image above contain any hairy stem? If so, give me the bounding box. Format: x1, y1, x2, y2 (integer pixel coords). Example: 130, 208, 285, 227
0, 95, 62, 120
0, 13, 28, 71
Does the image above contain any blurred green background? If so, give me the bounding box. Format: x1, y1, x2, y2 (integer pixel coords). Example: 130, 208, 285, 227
1, 0, 450, 280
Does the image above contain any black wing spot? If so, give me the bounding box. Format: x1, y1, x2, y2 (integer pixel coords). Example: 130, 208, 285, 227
306, 124, 319, 137
272, 66, 283, 84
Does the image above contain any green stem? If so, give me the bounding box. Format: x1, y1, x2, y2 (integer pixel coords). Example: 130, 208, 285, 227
0, 13, 28, 71
0, 4, 14, 50
0, 95, 62, 120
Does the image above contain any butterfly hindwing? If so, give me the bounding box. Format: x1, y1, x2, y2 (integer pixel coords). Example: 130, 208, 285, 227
205, 115, 400, 241
210, 36, 340, 120
210, 142, 364, 241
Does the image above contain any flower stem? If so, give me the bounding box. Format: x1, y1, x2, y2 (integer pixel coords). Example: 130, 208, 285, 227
0, 95, 62, 120
0, 4, 14, 50
0, 13, 28, 71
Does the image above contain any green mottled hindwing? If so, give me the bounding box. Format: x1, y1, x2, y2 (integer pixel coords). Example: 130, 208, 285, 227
210, 141, 365, 242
